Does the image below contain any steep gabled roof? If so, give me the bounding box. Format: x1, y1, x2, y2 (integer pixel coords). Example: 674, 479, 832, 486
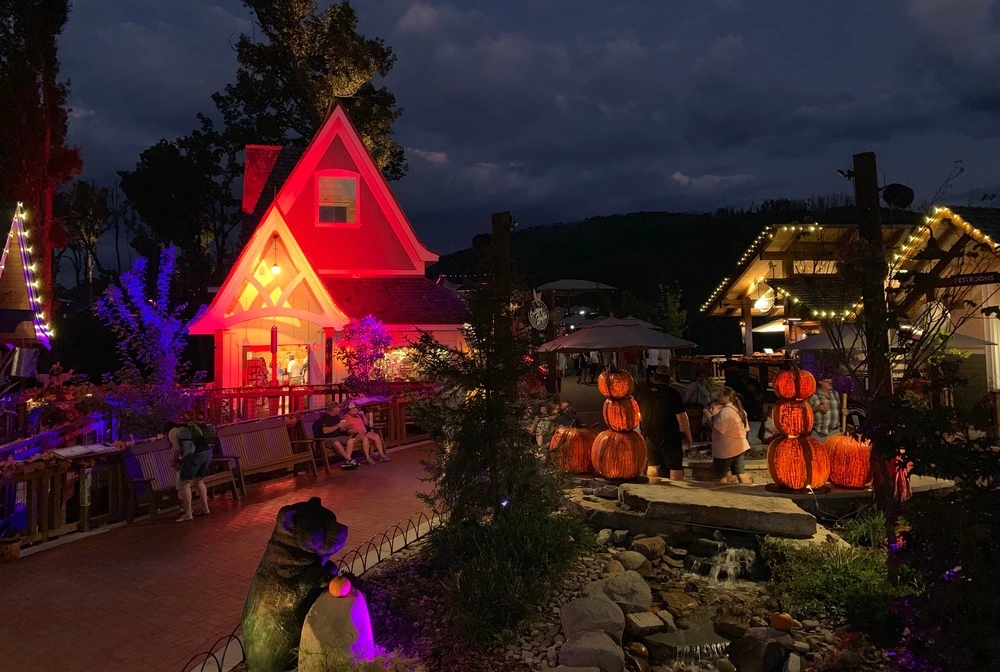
0, 210, 50, 347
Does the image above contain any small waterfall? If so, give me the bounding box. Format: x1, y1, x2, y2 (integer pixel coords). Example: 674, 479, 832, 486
708, 547, 756, 583
674, 641, 730, 662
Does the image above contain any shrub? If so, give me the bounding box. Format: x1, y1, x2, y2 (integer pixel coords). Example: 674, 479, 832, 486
760, 538, 920, 644
840, 511, 889, 548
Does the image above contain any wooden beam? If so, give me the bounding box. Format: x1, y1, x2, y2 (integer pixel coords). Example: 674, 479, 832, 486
898, 233, 973, 313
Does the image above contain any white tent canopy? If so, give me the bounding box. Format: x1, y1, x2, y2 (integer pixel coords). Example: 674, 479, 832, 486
539, 316, 696, 353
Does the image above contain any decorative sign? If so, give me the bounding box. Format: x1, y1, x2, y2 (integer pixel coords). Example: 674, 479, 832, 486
936, 272, 1000, 287
528, 300, 549, 331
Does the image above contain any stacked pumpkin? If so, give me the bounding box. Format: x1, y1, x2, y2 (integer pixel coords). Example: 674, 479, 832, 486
590, 369, 646, 480
767, 369, 831, 491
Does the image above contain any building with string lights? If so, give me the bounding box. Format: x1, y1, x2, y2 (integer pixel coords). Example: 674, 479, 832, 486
0, 204, 52, 376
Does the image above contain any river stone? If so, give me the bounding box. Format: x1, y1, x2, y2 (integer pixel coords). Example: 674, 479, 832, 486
660, 591, 699, 617
559, 631, 626, 672
717, 659, 738, 672
614, 550, 651, 572
561, 596, 626, 644
298, 590, 375, 672
597, 529, 613, 545
584, 571, 653, 614
618, 483, 817, 538
800, 619, 820, 631
784, 653, 803, 672
689, 537, 726, 558
655, 610, 677, 632
641, 608, 729, 663
612, 530, 630, 545
730, 627, 795, 672
625, 612, 665, 638
631, 536, 667, 560
553, 667, 602, 672
605, 559, 626, 576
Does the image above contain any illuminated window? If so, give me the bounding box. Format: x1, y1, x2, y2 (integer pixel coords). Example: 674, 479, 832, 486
793, 260, 838, 275
318, 176, 357, 224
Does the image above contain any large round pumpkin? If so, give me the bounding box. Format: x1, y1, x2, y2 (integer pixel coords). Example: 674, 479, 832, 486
597, 369, 635, 399
767, 436, 831, 491
826, 433, 872, 488
591, 429, 646, 480
549, 426, 597, 474
603, 397, 641, 432
772, 399, 814, 437
774, 369, 817, 401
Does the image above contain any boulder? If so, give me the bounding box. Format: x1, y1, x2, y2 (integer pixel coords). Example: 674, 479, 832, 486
612, 530, 630, 545
597, 529, 613, 546
729, 627, 795, 672
584, 571, 653, 614
630, 536, 667, 560
689, 537, 726, 558
660, 591, 699, 618
298, 590, 375, 672
614, 550, 651, 572
559, 631, 626, 672
604, 559, 625, 576
625, 612, 665, 638
561, 596, 626, 644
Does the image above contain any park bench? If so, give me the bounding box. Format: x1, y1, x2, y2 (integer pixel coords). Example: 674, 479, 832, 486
122, 438, 239, 523
293, 408, 392, 474
216, 417, 318, 494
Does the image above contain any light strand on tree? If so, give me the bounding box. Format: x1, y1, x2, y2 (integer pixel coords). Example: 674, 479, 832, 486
4, 203, 52, 345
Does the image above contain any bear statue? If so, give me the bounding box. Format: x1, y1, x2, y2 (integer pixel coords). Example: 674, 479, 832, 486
241, 497, 349, 672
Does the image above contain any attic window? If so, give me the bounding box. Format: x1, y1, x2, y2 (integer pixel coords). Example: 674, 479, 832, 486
317, 176, 357, 224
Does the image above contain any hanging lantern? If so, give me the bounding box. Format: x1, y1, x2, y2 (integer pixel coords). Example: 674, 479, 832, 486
597, 369, 635, 399
591, 430, 646, 480
826, 433, 872, 489
549, 426, 597, 474
767, 435, 831, 491
771, 399, 814, 437
602, 397, 641, 432
773, 369, 817, 400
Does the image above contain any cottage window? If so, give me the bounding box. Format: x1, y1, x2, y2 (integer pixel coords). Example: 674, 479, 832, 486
318, 176, 357, 224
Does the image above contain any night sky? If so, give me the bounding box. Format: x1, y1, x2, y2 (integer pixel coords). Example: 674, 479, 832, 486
62, 0, 1000, 253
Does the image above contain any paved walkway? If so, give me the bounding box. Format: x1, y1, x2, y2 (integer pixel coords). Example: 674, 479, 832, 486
0, 444, 435, 672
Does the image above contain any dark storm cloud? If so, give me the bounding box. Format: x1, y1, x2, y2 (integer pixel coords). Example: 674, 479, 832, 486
61, 0, 1000, 252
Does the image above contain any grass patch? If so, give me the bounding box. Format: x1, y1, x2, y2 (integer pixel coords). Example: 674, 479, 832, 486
840, 511, 889, 548
760, 538, 921, 644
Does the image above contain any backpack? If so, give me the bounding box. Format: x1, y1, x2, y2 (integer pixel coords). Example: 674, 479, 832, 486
186, 422, 217, 452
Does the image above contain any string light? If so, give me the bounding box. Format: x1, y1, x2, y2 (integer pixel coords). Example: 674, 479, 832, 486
4, 203, 52, 348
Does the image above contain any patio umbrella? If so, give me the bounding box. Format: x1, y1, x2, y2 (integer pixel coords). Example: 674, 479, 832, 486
752, 318, 787, 334
536, 279, 617, 292
538, 319, 697, 353
786, 325, 995, 351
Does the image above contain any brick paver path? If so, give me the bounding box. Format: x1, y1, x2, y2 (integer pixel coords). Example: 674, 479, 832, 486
0, 444, 434, 672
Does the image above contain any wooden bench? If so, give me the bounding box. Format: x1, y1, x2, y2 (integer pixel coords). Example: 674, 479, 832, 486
216, 417, 318, 494
122, 438, 239, 523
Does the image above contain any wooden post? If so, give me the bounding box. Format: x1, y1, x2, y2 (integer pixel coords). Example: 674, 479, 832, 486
324, 327, 335, 386
213, 329, 225, 388
741, 297, 754, 356
544, 289, 558, 393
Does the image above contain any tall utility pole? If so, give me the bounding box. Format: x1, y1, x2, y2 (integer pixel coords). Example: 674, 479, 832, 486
853, 152, 892, 399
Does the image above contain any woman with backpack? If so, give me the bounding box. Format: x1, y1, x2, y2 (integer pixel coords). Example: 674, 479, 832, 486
165, 420, 213, 522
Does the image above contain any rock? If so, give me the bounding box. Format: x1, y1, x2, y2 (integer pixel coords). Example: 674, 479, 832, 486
604, 559, 625, 576
663, 556, 685, 569
783, 653, 803, 672
600, 571, 653, 614
631, 536, 667, 560
584, 495, 600, 502
558, 631, 625, 672
714, 610, 750, 640
660, 591, 699, 617
583, 488, 597, 495
641, 609, 729, 663
716, 660, 738, 672
625, 612, 665, 638
618, 484, 818, 538
612, 530, 630, 545
561, 596, 626, 644
729, 628, 795, 672
750, 617, 769, 628
597, 529, 613, 546
554, 667, 603, 672
627, 641, 649, 659
596, 486, 618, 499
298, 590, 376, 672
800, 619, 819, 631
791, 641, 809, 654
614, 550, 651, 572
689, 537, 726, 557
655, 610, 677, 632
665, 546, 689, 558
769, 612, 795, 632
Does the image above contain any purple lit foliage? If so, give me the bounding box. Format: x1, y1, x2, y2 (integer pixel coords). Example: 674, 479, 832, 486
336, 315, 391, 396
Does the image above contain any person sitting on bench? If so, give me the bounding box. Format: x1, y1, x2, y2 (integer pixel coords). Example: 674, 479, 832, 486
343, 401, 389, 464
313, 402, 366, 469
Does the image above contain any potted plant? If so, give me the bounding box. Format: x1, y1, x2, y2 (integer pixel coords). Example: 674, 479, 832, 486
0, 523, 22, 561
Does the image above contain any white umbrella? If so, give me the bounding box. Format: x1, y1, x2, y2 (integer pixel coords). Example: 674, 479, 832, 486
539, 319, 697, 353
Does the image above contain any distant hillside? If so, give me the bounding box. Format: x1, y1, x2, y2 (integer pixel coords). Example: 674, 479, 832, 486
429, 203, 920, 354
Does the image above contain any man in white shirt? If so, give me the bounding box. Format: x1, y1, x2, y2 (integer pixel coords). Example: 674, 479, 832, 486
645, 349, 660, 380
286, 354, 304, 384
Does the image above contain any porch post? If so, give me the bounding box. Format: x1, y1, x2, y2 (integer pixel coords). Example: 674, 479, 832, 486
324, 327, 335, 385
741, 297, 754, 356
983, 285, 1000, 391
213, 329, 225, 388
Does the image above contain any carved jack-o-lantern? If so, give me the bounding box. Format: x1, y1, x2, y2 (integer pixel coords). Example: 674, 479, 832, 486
774, 369, 817, 401
549, 426, 597, 474
591, 429, 646, 480
772, 399, 815, 437
767, 435, 831, 491
603, 397, 641, 432
598, 369, 635, 399
826, 433, 872, 489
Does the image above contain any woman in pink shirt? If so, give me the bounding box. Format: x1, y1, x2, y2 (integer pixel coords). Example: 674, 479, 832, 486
708, 387, 752, 484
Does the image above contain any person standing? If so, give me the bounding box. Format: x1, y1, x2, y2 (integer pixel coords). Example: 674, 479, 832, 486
683, 372, 713, 407
286, 354, 304, 384
637, 367, 692, 482
707, 387, 752, 484
166, 420, 212, 522
645, 349, 660, 380
808, 374, 841, 441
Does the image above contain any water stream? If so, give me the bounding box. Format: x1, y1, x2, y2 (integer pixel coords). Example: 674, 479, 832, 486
686, 547, 758, 583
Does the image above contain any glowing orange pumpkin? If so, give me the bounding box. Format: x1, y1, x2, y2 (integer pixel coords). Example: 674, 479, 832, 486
328, 576, 352, 597
591, 429, 647, 480
774, 369, 817, 401
772, 400, 814, 437
826, 433, 872, 489
603, 397, 641, 432
767, 435, 830, 491
549, 426, 597, 474
598, 369, 635, 399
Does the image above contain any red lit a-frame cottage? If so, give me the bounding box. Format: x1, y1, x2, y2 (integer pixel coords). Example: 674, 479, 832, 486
188, 106, 467, 388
